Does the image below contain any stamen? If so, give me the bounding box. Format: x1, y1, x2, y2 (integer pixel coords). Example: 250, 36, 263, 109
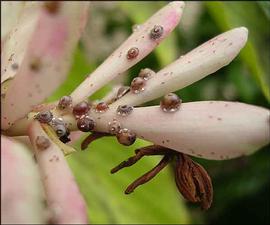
111, 145, 173, 174
81, 132, 112, 150
125, 154, 173, 194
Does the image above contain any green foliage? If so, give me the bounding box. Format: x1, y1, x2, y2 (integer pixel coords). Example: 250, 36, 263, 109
205, 1, 270, 102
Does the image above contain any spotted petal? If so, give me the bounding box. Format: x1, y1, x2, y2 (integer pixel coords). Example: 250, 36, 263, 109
112, 27, 248, 107
28, 121, 88, 224
2, 2, 90, 130
89, 101, 270, 160
1, 1, 24, 41
1, 2, 39, 83
70, 1, 185, 104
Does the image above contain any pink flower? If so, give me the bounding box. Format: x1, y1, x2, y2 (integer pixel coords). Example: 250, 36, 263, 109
1, 1, 269, 223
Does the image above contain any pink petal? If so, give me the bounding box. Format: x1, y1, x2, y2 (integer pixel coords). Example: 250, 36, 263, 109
2, 2, 90, 130
70, 1, 185, 104
6, 101, 270, 160
68, 131, 83, 145
28, 121, 88, 224
1, 1, 25, 41
1, 2, 40, 83
1, 135, 45, 224
91, 101, 270, 160
112, 27, 248, 107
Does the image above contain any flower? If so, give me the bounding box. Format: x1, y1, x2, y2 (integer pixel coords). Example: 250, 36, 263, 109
1, 1, 269, 223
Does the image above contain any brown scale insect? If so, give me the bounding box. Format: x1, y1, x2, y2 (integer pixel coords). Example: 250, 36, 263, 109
29, 58, 42, 72
73, 101, 91, 119
150, 25, 164, 40
77, 116, 95, 132
130, 77, 146, 94
35, 136, 50, 150
35, 111, 53, 123
58, 96, 72, 110
160, 93, 182, 112
116, 105, 133, 117
127, 47, 139, 60
138, 68, 155, 80
95, 102, 109, 113
116, 128, 136, 146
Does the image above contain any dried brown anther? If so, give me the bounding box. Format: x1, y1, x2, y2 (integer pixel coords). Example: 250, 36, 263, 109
125, 154, 173, 194
110, 144, 213, 210
174, 153, 213, 210
81, 132, 113, 150
111, 145, 173, 174
111, 145, 175, 194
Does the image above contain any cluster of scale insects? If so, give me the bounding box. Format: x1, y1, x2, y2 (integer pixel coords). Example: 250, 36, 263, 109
34, 23, 212, 210
34, 23, 181, 146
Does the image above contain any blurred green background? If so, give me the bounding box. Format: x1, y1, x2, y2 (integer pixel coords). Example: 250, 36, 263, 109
47, 1, 270, 224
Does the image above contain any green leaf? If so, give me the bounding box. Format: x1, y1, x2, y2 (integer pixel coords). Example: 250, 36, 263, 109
205, 1, 270, 102
67, 137, 190, 224
258, 1, 270, 20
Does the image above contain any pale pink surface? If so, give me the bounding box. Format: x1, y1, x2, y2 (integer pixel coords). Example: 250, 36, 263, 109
88, 101, 270, 160
112, 27, 248, 107
28, 121, 88, 224
6, 100, 270, 162
1, 135, 45, 224
1, 1, 24, 41
70, 1, 185, 104
1, 2, 40, 83
2, 2, 90, 130
68, 131, 83, 145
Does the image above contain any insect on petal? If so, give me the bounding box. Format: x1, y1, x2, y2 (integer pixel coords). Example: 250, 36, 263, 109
70, 1, 185, 104
112, 27, 248, 107
28, 121, 88, 224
